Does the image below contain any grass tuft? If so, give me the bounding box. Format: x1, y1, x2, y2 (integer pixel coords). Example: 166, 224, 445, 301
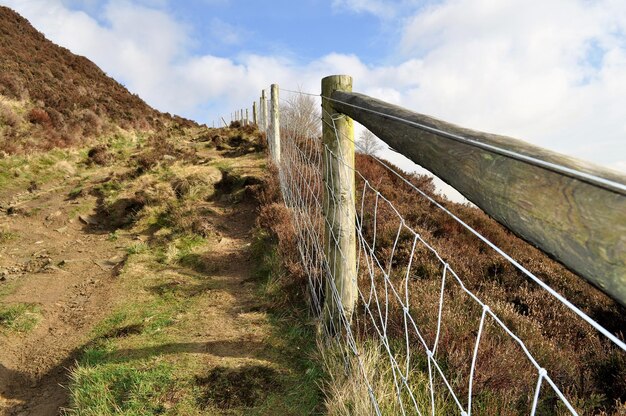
0, 303, 40, 332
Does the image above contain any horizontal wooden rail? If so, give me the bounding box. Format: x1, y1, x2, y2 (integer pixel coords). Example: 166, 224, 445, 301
330, 91, 626, 306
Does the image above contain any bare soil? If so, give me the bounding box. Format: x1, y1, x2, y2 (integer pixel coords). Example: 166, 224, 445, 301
0, 173, 129, 415
0, 138, 281, 415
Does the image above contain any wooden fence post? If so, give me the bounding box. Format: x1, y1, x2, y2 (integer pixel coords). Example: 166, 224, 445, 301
245, 108, 249, 126
261, 90, 269, 133
253, 102, 258, 126
321, 75, 357, 333
259, 97, 264, 131
270, 84, 281, 163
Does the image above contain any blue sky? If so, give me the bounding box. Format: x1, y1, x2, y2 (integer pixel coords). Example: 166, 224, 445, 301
61, 0, 391, 62
2, 0, 626, 177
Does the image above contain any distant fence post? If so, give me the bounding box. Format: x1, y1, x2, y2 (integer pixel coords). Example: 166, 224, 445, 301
245, 108, 249, 126
321, 75, 357, 333
261, 89, 269, 133
269, 84, 281, 163
253, 102, 258, 126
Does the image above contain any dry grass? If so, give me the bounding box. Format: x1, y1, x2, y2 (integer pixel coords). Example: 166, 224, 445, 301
259, 142, 626, 414
347, 154, 626, 415
0, 6, 199, 154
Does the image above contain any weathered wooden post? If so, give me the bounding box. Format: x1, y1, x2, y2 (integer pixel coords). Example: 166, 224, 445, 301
259, 97, 264, 131
321, 75, 357, 334
245, 108, 249, 126
253, 102, 258, 126
261, 90, 269, 133
269, 84, 281, 163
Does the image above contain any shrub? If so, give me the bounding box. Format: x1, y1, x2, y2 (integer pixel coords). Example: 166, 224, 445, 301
87, 145, 112, 166
0, 101, 19, 127
27, 107, 51, 126
79, 109, 102, 136
0, 74, 25, 99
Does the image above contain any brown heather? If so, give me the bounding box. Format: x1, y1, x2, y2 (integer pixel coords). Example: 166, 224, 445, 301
0, 6, 196, 153
259, 148, 626, 415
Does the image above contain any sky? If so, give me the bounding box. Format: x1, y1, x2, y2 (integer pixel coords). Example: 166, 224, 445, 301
2, 0, 626, 184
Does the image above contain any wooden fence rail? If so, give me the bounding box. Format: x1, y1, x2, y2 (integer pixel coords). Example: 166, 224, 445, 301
328, 88, 626, 306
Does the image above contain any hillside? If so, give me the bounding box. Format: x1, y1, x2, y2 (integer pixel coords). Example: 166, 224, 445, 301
0, 6, 193, 154
0, 8, 321, 416
1, 6, 624, 416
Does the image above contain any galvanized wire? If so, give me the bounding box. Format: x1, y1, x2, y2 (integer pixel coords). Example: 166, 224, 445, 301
261, 87, 625, 415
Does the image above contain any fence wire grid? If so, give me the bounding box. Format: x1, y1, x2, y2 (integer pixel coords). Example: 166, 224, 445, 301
259, 87, 625, 416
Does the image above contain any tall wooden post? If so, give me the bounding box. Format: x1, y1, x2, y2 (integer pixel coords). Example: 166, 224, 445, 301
259, 97, 264, 130
245, 108, 249, 126
270, 84, 281, 163
261, 90, 269, 133
240, 109, 244, 126
321, 75, 357, 333
253, 102, 258, 126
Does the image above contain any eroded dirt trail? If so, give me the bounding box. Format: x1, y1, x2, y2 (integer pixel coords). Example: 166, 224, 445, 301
0, 177, 129, 415
0, 123, 321, 415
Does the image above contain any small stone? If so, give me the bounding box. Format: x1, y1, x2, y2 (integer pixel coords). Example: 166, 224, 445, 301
79, 215, 98, 225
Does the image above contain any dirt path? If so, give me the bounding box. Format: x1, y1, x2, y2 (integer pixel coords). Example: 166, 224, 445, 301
0, 174, 130, 415
0, 131, 319, 415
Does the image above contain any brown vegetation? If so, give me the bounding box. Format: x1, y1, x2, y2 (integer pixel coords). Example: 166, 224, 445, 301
0, 6, 197, 154
349, 154, 626, 414
264, 136, 626, 414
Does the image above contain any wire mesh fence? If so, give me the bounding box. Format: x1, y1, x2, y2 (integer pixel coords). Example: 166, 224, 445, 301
260, 86, 626, 415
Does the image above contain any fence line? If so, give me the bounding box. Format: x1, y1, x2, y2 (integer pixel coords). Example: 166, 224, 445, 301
227, 79, 625, 415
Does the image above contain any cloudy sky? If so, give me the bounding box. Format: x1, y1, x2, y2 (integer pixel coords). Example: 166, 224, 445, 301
3, 0, 626, 176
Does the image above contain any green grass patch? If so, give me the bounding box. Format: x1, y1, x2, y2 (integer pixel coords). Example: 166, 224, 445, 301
94, 180, 123, 199
66, 228, 324, 415
0, 149, 76, 190
127, 242, 149, 255
66, 361, 177, 416
64, 254, 198, 414
173, 234, 205, 260
248, 230, 325, 415
0, 303, 41, 333
0, 229, 17, 244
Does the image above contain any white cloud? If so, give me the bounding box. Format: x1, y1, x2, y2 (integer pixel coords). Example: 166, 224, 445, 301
2, 0, 625, 173
332, 0, 396, 18
401, 0, 626, 171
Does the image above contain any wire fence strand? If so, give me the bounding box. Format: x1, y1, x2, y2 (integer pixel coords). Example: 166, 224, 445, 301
261, 86, 625, 415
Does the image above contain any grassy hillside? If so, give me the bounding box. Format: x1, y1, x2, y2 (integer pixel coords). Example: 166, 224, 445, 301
0, 6, 194, 154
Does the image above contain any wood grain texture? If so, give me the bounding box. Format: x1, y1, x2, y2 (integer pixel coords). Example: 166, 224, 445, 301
331, 91, 626, 306
270, 84, 281, 163
261, 90, 268, 133
322, 76, 358, 330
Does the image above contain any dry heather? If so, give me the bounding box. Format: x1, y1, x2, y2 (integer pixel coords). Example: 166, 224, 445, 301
259, 149, 626, 415
0, 6, 198, 154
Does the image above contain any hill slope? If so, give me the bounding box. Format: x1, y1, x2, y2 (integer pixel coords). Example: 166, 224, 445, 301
0, 8, 321, 416
0, 6, 185, 153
